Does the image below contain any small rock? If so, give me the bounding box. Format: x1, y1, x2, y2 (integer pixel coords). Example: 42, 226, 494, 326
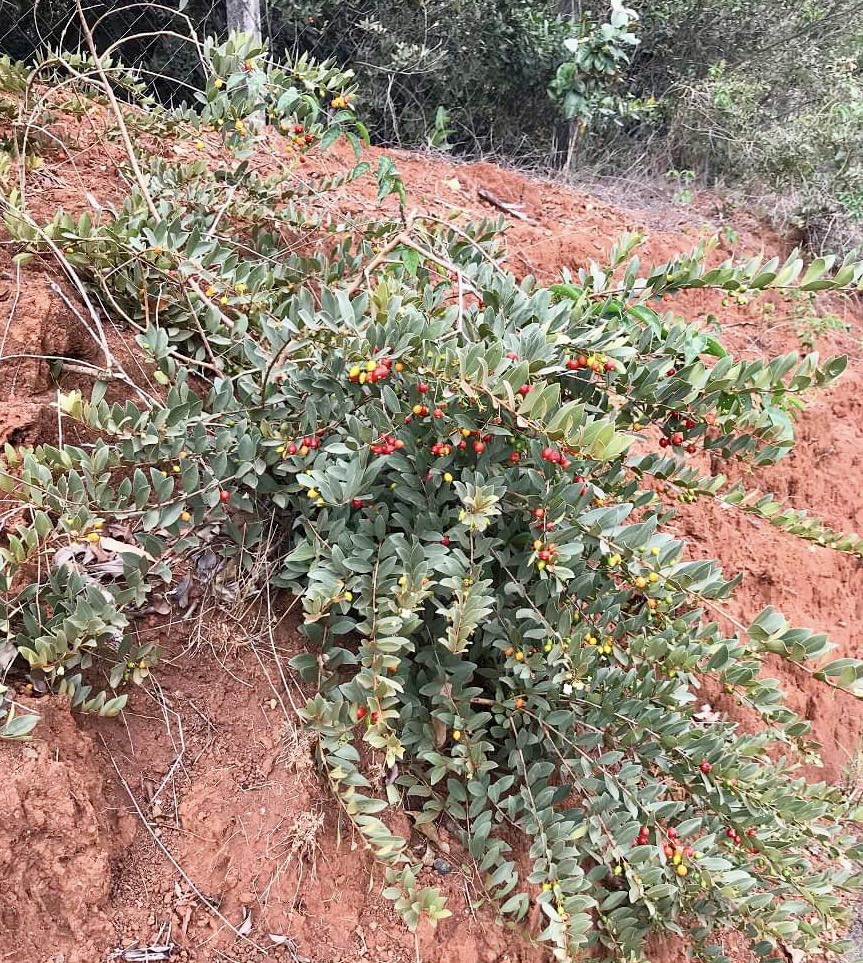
432, 857, 452, 875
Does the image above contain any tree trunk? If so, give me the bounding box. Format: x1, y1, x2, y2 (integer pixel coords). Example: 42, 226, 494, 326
555, 0, 579, 172
226, 0, 262, 41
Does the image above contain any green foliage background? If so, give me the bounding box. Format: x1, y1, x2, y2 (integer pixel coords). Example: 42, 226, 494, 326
6, 0, 863, 246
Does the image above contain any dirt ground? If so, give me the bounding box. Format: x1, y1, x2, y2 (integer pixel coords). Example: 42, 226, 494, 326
1, 112, 862, 963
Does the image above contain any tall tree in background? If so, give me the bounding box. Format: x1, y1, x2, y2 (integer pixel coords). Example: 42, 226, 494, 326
226, 0, 261, 41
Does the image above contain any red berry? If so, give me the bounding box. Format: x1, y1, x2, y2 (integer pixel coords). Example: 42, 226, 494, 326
506, 351, 519, 361
375, 365, 389, 380
541, 447, 555, 461
533, 508, 545, 519
518, 384, 532, 397
418, 382, 429, 394
666, 368, 676, 377
667, 827, 678, 840
473, 441, 485, 454
509, 451, 521, 463
219, 490, 231, 503
560, 457, 571, 469
726, 828, 737, 839
286, 443, 297, 455
433, 408, 444, 419
356, 706, 367, 721
686, 444, 696, 454
746, 827, 757, 837
441, 536, 450, 546
671, 432, 684, 446
664, 843, 675, 857
604, 360, 616, 371
685, 419, 696, 430
566, 359, 580, 370
370, 711, 379, 723
394, 439, 405, 449
351, 498, 364, 509
659, 437, 670, 448
699, 760, 712, 774
404, 416, 413, 425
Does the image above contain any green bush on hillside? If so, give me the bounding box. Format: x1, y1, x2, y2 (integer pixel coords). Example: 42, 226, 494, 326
2, 35, 863, 963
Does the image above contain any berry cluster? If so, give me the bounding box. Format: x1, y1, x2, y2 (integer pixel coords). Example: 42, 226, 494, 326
659, 413, 700, 453
280, 121, 316, 147
726, 825, 758, 853
430, 441, 453, 456
348, 356, 400, 385
566, 353, 615, 373
371, 433, 404, 456
540, 445, 572, 468
277, 433, 322, 457
532, 538, 559, 571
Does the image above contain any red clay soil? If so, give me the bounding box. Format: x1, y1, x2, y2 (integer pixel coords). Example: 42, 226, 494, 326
1, 114, 863, 963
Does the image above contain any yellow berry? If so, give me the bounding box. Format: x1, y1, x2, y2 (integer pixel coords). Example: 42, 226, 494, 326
443, 472, 453, 483
180, 511, 192, 522
307, 488, 319, 499
649, 572, 659, 583
366, 360, 377, 372
452, 729, 462, 741
651, 547, 660, 556
85, 532, 100, 544
515, 651, 525, 662
343, 591, 353, 602
398, 576, 407, 586
676, 864, 688, 877
537, 560, 546, 570
349, 365, 361, 379
194, 139, 205, 150
635, 576, 647, 589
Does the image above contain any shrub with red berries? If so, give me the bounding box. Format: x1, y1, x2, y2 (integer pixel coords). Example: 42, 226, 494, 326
6, 45, 863, 963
